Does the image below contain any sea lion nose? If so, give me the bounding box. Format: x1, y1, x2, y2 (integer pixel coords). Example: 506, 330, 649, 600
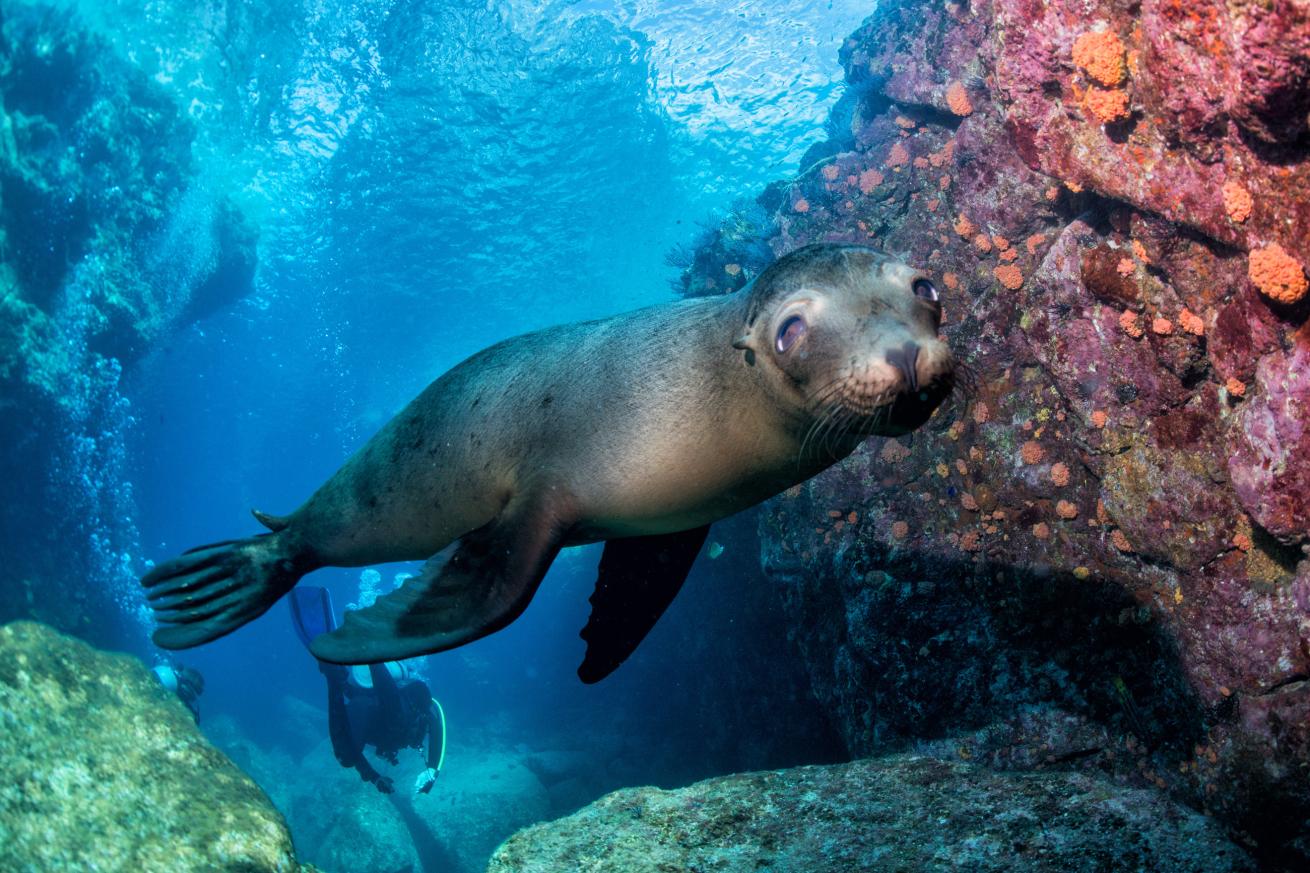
886, 341, 920, 392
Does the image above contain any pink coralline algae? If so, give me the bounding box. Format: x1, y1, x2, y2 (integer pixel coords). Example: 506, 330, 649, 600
1229, 345, 1310, 545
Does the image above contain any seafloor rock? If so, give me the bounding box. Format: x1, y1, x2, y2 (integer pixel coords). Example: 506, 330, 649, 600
488, 754, 1254, 872
678, 0, 1310, 867
0, 621, 302, 872
0, 5, 257, 647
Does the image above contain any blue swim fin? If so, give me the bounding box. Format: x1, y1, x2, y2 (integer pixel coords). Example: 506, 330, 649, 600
289, 586, 338, 650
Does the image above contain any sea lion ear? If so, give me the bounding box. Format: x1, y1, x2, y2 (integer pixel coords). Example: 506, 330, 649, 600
731, 331, 757, 366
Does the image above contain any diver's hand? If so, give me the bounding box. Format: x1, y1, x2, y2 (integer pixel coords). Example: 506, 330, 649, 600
414, 767, 438, 795
372, 774, 395, 794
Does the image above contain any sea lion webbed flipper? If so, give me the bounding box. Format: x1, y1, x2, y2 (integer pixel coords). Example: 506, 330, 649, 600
309, 489, 576, 664
145, 533, 311, 650
576, 525, 710, 684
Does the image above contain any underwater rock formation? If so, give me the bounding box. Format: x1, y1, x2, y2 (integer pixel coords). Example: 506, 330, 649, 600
679, 0, 1310, 867
0, 621, 301, 871
0, 6, 257, 645
487, 754, 1254, 872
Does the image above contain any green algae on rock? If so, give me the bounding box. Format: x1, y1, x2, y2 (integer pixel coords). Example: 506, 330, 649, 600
0, 621, 303, 872
487, 755, 1254, 873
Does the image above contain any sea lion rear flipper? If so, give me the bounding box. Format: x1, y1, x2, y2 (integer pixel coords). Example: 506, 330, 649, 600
309, 491, 575, 665
144, 533, 306, 650
576, 525, 710, 684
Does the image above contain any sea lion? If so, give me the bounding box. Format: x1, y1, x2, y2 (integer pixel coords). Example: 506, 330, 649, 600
142, 243, 955, 682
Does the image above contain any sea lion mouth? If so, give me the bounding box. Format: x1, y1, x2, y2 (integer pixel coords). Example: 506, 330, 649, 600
872, 375, 955, 435
801, 371, 955, 455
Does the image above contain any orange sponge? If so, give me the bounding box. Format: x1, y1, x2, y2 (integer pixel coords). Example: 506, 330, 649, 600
1084, 87, 1131, 123
1073, 30, 1127, 87
1249, 243, 1308, 304
946, 81, 974, 117
993, 264, 1023, 289
1222, 181, 1253, 223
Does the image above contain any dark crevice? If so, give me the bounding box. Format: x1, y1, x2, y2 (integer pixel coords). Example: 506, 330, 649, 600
1046, 746, 1104, 765
1257, 674, 1310, 698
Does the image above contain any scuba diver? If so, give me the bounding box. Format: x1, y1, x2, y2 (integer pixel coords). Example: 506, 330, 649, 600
152, 660, 204, 723
290, 586, 447, 795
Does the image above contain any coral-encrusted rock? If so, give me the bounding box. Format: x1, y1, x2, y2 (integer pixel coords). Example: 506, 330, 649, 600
676, 0, 1310, 867
993, 0, 1310, 256
487, 755, 1254, 873
1230, 343, 1310, 545
0, 622, 303, 871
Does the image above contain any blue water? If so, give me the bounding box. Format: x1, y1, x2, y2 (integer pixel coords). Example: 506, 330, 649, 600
23, 0, 868, 866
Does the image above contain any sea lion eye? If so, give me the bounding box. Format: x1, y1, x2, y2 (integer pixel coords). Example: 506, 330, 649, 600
912, 278, 939, 302
775, 315, 807, 354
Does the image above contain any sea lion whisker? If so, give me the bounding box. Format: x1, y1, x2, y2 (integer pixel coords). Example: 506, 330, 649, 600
795, 421, 820, 466
803, 394, 850, 463
951, 361, 977, 399
797, 405, 836, 464
837, 401, 872, 444
797, 380, 850, 464
822, 404, 865, 457
825, 408, 859, 456
814, 408, 840, 456
805, 378, 848, 414
804, 376, 843, 405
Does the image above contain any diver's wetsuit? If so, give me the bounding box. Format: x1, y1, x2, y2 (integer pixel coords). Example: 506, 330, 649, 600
323, 662, 444, 792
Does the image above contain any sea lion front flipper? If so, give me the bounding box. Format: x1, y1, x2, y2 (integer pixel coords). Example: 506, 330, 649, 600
309, 491, 576, 664
576, 525, 710, 684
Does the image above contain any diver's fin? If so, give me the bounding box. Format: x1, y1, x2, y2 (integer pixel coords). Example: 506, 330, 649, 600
309, 489, 576, 664
252, 508, 291, 532
143, 534, 310, 649
576, 525, 709, 684
289, 585, 338, 649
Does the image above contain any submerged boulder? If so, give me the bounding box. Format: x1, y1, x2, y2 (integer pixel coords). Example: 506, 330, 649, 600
488, 755, 1253, 872
0, 621, 302, 872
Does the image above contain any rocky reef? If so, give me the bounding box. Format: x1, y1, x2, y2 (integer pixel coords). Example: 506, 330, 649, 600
0, 621, 303, 871
676, 0, 1310, 867
0, 5, 257, 646
488, 754, 1254, 872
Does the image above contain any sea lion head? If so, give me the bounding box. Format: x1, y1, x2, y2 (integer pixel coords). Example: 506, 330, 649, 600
736, 243, 955, 441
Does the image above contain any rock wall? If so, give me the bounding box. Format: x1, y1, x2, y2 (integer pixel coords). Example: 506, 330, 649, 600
679, 0, 1309, 867
0, 621, 303, 871
0, 5, 256, 646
